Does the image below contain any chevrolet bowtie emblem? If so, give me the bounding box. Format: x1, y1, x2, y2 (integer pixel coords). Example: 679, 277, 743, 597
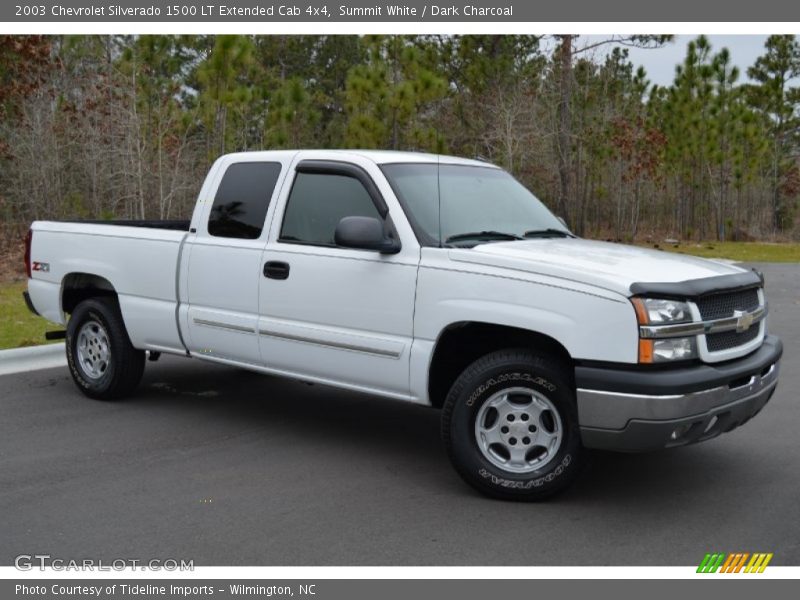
734, 309, 755, 332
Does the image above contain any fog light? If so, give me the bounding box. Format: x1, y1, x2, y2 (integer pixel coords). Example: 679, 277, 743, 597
653, 337, 697, 362
670, 423, 692, 440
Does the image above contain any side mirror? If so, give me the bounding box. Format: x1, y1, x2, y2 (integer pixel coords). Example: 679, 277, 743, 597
334, 216, 401, 254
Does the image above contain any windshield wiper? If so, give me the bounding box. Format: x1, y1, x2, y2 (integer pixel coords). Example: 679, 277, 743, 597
445, 230, 525, 244
522, 228, 574, 238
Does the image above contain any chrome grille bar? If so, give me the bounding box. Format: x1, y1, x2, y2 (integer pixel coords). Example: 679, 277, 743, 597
639, 305, 767, 339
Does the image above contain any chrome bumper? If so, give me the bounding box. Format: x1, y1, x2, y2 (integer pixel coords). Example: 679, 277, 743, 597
576, 337, 782, 452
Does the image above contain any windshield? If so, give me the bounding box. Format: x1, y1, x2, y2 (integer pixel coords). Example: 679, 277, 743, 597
381, 163, 568, 246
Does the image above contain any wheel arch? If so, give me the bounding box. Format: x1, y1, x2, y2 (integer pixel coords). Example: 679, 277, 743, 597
427, 321, 574, 409
61, 272, 119, 316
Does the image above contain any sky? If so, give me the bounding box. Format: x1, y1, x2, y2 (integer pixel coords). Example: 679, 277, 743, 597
577, 35, 772, 87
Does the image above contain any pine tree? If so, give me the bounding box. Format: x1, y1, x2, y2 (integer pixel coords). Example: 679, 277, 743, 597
196, 35, 255, 156
344, 36, 447, 151
746, 35, 800, 232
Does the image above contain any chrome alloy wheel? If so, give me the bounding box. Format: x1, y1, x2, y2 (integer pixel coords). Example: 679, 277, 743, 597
474, 386, 564, 474
76, 320, 111, 380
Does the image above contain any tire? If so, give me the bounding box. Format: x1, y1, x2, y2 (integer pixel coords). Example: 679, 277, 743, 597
441, 349, 584, 501
66, 297, 145, 400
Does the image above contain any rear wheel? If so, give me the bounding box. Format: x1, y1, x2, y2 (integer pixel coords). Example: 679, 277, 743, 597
66, 297, 145, 400
441, 349, 584, 500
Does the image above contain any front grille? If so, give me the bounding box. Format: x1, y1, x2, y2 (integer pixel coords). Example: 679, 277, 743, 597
695, 288, 759, 320
706, 325, 761, 352
694, 287, 763, 356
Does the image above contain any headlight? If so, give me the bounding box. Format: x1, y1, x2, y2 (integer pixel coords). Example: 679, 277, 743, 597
632, 297, 691, 324
631, 297, 697, 363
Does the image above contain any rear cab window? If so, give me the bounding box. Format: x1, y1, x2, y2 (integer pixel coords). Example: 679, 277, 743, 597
208, 162, 282, 239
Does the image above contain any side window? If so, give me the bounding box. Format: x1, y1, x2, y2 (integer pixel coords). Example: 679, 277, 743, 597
208, 162, 282, 239
280, 172, 381, 246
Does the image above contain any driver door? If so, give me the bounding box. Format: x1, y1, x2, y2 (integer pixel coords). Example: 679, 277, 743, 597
257, 158, 419, 398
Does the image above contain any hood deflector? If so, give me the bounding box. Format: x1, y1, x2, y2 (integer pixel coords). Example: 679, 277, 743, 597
629, 269, 763, 299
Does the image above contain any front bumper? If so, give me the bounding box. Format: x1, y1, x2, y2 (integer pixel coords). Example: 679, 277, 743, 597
576, 335, 782, 451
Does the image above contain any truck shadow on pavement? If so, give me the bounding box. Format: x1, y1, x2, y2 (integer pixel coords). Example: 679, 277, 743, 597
123, 356, 752, 505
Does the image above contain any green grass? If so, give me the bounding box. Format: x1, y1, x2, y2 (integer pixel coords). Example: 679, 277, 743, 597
0, 281, 60, 350
640, 241, 800, 263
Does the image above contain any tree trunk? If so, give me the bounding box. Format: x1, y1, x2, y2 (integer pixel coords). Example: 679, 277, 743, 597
556, 35, 573, 226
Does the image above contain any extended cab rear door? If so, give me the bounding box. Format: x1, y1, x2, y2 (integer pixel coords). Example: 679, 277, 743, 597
181, 152, 296, 365
257, 152, 420, 399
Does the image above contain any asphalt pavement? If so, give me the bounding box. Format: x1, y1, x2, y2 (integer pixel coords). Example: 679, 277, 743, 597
1, 263, 798, 566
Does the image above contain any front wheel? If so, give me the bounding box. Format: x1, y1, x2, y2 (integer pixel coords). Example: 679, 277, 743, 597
441, 349, 584, 500
66, 297, 145, 400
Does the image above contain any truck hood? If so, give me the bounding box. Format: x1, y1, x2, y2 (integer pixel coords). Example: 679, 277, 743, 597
449, 238, 745, 297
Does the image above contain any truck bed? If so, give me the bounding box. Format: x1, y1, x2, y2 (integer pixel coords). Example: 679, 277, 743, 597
27, 219, 190, 355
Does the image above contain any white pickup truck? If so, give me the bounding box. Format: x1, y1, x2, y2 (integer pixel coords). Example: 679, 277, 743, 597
24, 150, 783, 499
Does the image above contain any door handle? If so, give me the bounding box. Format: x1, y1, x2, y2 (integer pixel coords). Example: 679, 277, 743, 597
264, 261, 290, 280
